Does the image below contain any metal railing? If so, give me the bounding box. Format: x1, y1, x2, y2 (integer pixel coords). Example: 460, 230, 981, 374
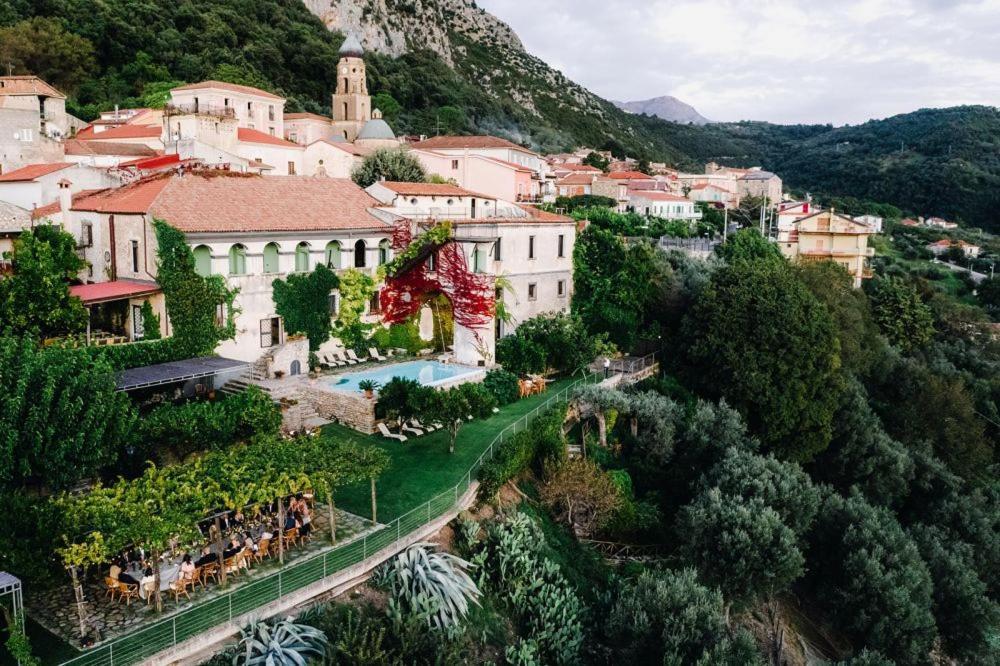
163, 103, 236, 119
606, 351, 659, 378
57, 373, 599, 666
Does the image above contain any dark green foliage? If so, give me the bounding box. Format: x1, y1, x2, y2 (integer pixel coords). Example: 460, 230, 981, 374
0, 337, 136, 491
0, 17, 96, 93
85, 336, 191, 370
481, 369, 519, 406
369, 322, 425, 355
0, 491, 65, 586
811, 380, 915, 508
351, 148, 426, 188
553, 194, 617, 212
153, 219, 236, 357
496, 313, 599, 376
272, 264, 339, 351
834, 650, 896, 666
377, 378, 424, 421
582, 152, 609, 171
976, 276, 1000, 317
679, 489, 804, 609
455, 382, 497, 419
701, 447, 820, 536
715, 229, 784, 264
867, 277, 934, 352
0, 225, 88, 338
139, 300, 161, 340
807, 493, 937, 664
572, 227, 671, 349
477, 405, 565, 499
138, 387, 280, 461
606, 568, 736, 665
680, 258, 842, 461
909, 524, 999, 662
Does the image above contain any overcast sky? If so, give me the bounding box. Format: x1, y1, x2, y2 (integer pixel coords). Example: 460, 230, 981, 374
476, 0, 1000, 126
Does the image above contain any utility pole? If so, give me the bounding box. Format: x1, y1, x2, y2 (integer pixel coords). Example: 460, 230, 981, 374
723, 207, 729, 242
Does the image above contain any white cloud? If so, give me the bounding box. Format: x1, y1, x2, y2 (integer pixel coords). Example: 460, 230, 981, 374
476, 0, 1000, 125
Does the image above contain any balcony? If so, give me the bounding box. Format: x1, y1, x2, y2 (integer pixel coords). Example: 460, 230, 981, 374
164, 103, 236, 119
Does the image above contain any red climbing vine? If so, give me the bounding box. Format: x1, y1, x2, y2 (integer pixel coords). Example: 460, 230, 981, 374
380, 221, 495, 330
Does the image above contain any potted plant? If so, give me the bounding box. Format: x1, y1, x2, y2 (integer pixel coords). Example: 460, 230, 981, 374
358, 379, 380, 399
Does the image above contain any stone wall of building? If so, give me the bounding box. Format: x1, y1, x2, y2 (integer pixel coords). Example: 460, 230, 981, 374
300, 384, 377, 433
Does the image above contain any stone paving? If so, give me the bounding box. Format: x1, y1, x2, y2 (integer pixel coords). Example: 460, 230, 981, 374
27, 507, 375, 647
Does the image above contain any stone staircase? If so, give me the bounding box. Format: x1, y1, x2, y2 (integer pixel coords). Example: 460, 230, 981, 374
219, 353, 330, 431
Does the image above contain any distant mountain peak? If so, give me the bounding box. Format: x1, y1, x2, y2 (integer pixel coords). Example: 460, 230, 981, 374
614, 96, 710, 125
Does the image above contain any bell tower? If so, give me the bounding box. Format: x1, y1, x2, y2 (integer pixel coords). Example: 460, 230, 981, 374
331, 33, 371, 142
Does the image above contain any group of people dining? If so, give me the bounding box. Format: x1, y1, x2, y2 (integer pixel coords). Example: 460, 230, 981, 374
518, 375, 547, 398
104, 493, 315, 606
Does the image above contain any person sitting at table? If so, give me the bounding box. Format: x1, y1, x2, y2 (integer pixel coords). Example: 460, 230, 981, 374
180, 554, 195, 582
109, 559, 122, 581
194, 546, 217, 568
233, 509, 245, 527
260, 523, 275, 542
283, 511, 297, 532
298, 505, 312, 538
223, 537, 241, 560
243, 534, 258, 553
140, 567, 155, 596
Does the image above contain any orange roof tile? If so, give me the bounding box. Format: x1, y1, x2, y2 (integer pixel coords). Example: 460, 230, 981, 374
608, 171, 655, 180
76, 125, 161, 140
72, 176, 173, 214
0, 76, 65, 98
557, 173, 596, 186
285, 112, 332, 123
452, 204, 574, 225
238, 127, 302, 148
69, 280, 161, 305
0, 162, 74, 182
31, 189, 103, 219
411, 135, 536, 154
556, 163, 602, 173
378, 181, 489, 198
64, 139, 159, 157
171, 80, 284, 101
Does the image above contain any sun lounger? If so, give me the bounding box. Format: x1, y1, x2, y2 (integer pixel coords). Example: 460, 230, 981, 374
335, 350, 357, 365
368, 347, 388, 362
377, 422, 407, 442
411, 418, 437, 432
401, 422, 424, 436
321, 353, 344, 368
346, 349, 368, 364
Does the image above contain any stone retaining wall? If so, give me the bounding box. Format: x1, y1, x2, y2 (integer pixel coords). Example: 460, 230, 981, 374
300, 384, 377, 433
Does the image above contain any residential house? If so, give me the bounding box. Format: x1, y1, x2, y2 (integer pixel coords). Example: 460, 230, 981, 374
777, 210, 875, 287
0, 76, 71, 174
365, 181, 502, 221
302, 140, 368, 178
924, 217, 959, 230
0, 199, 32, 262
738, 169, 783, 204
591, 176, 630, 211
411, 147, 540, 204
853, 214, 884, 233
0, 162, 114, 211
74, 124, 164, 151
169, 80, 286, 137
687, 183, 731, 206
555, 173, 596, 197
285, 112, 337, 145
550, 163, 602, 180
926, 239, 981, 258
63, 139, 160, 168
628, 191, 702, 220
776, 201, 817, 231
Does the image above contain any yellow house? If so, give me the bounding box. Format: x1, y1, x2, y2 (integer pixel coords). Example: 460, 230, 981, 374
778, 210, 874, 287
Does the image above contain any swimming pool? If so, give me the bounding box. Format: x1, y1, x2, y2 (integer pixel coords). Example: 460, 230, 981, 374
324, 360, 484, 393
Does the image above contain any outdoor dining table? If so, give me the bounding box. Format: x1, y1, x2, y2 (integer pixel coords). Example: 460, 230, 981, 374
126, 560, 183, 599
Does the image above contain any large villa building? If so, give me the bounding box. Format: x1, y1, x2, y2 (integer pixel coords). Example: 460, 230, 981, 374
777, 209, 875, 287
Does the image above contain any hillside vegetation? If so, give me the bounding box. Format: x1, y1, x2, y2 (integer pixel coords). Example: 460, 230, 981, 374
1, 1, 999, 229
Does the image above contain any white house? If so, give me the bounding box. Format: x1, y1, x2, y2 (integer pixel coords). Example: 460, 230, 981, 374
366, 181, 505, 220
628, 191, 702, 220
853, 214, 884, 234
169, 81, 286, 137
0, 162, 114, 211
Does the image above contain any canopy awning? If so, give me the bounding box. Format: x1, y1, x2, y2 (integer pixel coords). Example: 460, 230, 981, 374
116, 356, 248, 391
70, 279, 161, 305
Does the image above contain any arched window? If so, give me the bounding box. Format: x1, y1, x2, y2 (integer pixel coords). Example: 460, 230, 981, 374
263, 242, 280, 274
378, 239, 391, 265
325, 241, 342, 269
295, 242, 311, 272
228, 244, 247, 275
354, 239, 367, 268
193, 245, 212, 277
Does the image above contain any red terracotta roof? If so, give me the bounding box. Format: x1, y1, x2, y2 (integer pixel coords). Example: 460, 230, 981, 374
76, 125, 162, 141
285, 112, 332, 123
556, 163, 602, 173
557, 173, 596, 186
171, 80, 284, 101
690, 183, 729, 192
608, 171, 655, 180
69, 280, 161, 305
0, 76, 65, 99
31, 190, 103, 219
115, 154, 182, 170
411, 135, 537, 155
238, 127, 302, 148
0, 162, 74, 182
451, 204, 574, 225
64, 139, 159, 157
72, 176, 173, 214
378, 181, 489, 198
630, 191, 690, 202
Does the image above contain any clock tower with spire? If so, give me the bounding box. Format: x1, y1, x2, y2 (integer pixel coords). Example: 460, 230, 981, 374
331, 33, 371, 142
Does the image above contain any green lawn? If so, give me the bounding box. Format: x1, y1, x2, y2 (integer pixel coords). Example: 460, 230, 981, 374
329, 375, 586, 522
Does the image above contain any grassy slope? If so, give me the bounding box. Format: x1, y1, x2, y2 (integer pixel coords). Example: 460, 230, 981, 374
330, 376, 580, 521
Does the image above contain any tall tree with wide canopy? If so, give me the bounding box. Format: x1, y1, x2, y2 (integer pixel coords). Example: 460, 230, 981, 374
680, 258, 842, 461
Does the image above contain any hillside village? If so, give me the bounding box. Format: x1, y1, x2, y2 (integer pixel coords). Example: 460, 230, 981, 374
0, 11, 997, 666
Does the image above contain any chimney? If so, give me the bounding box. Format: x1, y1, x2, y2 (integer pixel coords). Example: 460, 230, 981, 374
58, 179, 73, 222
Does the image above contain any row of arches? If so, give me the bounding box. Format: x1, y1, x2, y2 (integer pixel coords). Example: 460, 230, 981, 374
193, 240, 391, 277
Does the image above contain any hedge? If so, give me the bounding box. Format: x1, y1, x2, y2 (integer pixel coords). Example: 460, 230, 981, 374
478, 403, 566, 499
84, 336, 192, 370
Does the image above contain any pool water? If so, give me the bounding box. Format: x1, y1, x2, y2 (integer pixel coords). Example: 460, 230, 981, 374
325, 360, 482, 393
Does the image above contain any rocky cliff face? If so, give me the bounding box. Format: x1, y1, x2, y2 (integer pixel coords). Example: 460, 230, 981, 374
302, 0, 522, 65
301, 0, 617, 137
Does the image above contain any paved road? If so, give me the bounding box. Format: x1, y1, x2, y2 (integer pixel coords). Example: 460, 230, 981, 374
935, 259, 989, 284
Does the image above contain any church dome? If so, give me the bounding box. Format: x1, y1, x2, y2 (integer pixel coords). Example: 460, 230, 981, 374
339, 33, 364, 58
357, 111, 396, 141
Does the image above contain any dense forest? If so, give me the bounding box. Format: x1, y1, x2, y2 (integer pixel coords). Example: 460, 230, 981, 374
2, 0, 999, 230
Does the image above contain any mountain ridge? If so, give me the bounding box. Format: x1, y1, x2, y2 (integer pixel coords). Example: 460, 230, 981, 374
613, 96, 711, 125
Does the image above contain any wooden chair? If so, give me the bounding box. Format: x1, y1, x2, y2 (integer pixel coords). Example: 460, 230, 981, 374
255, 538, 271, 563
116, 581, 139, 606
200, 562, 219, 586
170, 578, 190, 602
284, 528, 299, 549
104, 576, 120, 602
188, 567, 204, 591
143, 580, 156, 605
223, 556, 239, 578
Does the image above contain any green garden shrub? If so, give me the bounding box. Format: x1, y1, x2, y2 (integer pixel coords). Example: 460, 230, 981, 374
482, 368, 520, 405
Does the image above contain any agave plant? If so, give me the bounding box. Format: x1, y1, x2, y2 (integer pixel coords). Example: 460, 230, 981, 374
384, 542, 480, 629
233, 617, 329, 666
